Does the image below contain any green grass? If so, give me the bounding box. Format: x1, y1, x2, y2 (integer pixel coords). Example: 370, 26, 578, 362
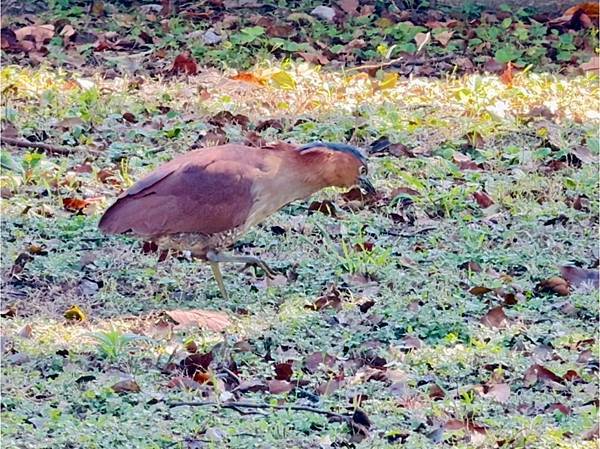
1, 62, 599, 448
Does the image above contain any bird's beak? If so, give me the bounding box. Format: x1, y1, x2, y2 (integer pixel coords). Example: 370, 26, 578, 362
358, 176, 376, 195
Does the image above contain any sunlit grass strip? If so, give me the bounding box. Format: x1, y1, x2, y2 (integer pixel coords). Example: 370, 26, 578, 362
2, 64, 598, 126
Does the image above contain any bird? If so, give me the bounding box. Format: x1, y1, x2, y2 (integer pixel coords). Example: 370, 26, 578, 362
99, 141, 374, 299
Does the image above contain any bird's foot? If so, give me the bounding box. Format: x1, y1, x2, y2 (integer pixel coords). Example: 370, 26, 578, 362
238, 259, 277, 279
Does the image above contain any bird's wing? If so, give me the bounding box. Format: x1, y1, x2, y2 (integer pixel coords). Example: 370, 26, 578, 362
99, 156, 256, 237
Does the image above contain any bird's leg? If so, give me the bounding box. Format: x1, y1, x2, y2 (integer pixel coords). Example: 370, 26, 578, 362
209, 261, 229, 300
206, 251, 277, 279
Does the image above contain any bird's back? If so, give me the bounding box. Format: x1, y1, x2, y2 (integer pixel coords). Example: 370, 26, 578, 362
99, 144, 271, 238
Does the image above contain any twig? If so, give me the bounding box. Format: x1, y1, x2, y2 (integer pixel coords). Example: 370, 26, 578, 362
1, 137, 102, 156
348, 54, 455, 72
169, 400, 349, 420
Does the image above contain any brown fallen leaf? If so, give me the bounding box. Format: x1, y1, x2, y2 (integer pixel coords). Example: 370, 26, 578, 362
537, 276, 570, 296
499, 61, 514, 86
482, 382, 510, 403
234, 379, 268, 393
169, 52, 197, 75
14, 24, 55, 51
268, 379, 292, 394
17, 324, 33, 339
400, 335, 423, 350
563, 369, 581, 382
111, 379, 140, 393
181, 351, 213, 377
581, 55, 599, 72
193, 371, 211, 384
339, 0, 359, 15
167, 376, 204, 390
414, 32, 431, 53
1, 28, 20, 52
298, 50, 329, 65
185, 340, 198, 353
547, 402, 571, 415
472, 191, 494, 208
560, 266, 599, 289
444, 419, 488, 439
308, 200, 337, 217
524, 364, 564, 388
274, 362, 293, 381
1, 306, 16, 318
429, 383, 445, 399
306, 287, 342, 311
62, 197, 92, 212
480, 306, 508, 329
469, 286, 493, 296
10, 253, 33, 277
549, 2, 599, 27
305, 351, 335, 373
434, 30, 453, 46
230, 72, 267, 86
163, 309, 231, 332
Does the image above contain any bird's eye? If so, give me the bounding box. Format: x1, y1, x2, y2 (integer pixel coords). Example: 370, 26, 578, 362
359, 166, 368, 176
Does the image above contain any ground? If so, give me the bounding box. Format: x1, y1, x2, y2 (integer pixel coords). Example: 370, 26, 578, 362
1, 1, 599, 449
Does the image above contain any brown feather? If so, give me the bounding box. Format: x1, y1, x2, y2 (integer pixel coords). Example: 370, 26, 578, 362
99, 142, 366, 244
99, 145, 268, 237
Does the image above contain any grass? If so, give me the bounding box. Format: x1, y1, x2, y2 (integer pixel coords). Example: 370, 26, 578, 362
1, 62, 599, 448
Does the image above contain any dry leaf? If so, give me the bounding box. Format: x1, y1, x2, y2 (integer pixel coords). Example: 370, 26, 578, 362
500, 61, 514, 85
17, 324, 33, 339
64, 305, 86, 321
480, 306, 508, 329
271, 71, 296, 89
308, 200, 337, 217
62, 197, 92, 212
181, 351, 213, 377
306, 289, 342, 311
164, 309, 231, 332
547, 402, 571, 415
268, 379, 292, 394
580, 55, 599, 72
230, 72, 267, 85
169, 52, 197, 75
111, 379, 141, 393
563, 369, 581, 382
549, 2, 599, 27
537, 277, 570, 296
305, 352, 335, 373
414, 32, 431, 53
469, 286, 493, 296
524, 364, 564, 388
378, 72, 398, 90
473, 191, 494, 208
434, 30, 453, 46
339, 0, 359, 15
274, 362, 293, 381
14, 24, 54, 51
483, 383, 510, 403
167, 376, 204, 390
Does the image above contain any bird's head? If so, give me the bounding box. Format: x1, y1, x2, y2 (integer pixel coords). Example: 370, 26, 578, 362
297, 142, 375, 194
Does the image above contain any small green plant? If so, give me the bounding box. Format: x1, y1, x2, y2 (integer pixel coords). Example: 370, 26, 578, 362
89, 328, 143, 361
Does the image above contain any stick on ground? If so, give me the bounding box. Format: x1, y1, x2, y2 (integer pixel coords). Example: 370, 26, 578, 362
1, 136, 101, 156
